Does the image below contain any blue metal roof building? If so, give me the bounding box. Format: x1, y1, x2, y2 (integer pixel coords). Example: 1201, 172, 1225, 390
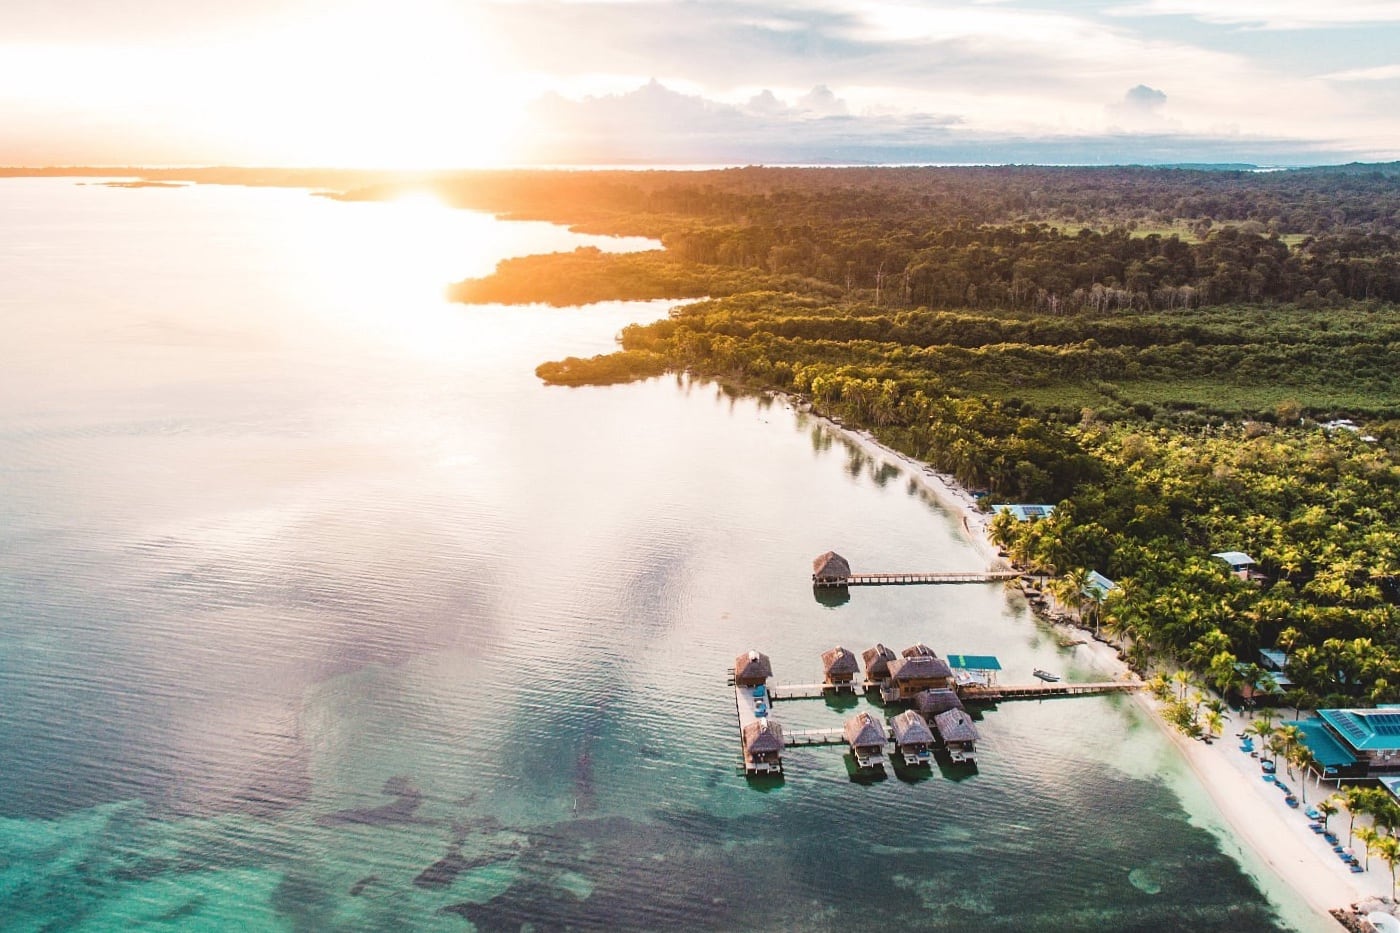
991, 504, 1055, 522
1300, 707, 1400, 777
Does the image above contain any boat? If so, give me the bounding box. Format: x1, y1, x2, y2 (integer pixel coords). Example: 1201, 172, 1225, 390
1032, 669, 1061, 682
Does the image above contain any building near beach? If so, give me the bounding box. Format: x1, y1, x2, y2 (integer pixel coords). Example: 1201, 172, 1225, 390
863, 644, 897, 685
990, 504, 1055, 522
1297, 707, 1400, 779
742, 719, 784, 774
934, 709, 980, 763
890, 710, 935, 765
914, 688, 965, 722
843, 711, 888, 768
811, 551, 851, 585
884, 654, 956, 700
821, 646, 860, 689
734, 650, 773, 688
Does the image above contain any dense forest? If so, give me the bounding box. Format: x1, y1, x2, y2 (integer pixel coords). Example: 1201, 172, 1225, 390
427, 164, 1400, 710
31, 162, 1400, 709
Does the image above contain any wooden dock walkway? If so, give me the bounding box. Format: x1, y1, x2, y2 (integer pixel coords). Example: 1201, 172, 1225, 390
960, 681, 1142, 701
782, 727, 847, 747
814, 570, 1020, 588
770, 682, 864, 700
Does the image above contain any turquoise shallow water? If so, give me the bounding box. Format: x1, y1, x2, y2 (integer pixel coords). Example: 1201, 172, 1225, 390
0, 178, 1309, 930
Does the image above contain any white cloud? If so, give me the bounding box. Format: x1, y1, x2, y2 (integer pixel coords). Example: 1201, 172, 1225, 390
1321, 64, 1400, 82
1109, 0, 1400, 29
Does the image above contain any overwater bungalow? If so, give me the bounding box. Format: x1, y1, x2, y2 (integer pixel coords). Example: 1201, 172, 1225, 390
914, 688, 964, 723
862, 644, 897, 685
734, 650, 773, 688
884, 655, 956, 701
934, 709, 980, 763
902, 643, 937, 658
742, 719, 785, 774
843, 711, 888, 769
821, 645, 860, 690
889, 710, 935, 766
812, 551, 851, 586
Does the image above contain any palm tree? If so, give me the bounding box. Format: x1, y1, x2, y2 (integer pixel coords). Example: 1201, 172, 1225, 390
1318, 796, 1339, 833
1172, 669, 1194, 702
1372, 834, 1400, 900
1245, 718, 1276, 748
1343, 785, 1374, 846
1288, 746, 1316, 802
1203, 709, 1225, 739
1357, 825, 1379, 871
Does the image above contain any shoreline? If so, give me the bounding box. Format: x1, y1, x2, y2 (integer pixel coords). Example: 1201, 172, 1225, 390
805, 404, 1387, 932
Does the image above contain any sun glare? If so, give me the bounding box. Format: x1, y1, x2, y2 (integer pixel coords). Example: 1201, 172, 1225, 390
1, 0, 528, 168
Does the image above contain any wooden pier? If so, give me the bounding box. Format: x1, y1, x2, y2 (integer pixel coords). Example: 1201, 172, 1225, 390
770, 682, 864, 700
782, 727, 847, 747
813, 570, 1020, 589
960, 681, 1142, 701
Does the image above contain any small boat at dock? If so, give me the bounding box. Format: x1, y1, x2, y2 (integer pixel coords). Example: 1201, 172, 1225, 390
1032, 669, 1061, 682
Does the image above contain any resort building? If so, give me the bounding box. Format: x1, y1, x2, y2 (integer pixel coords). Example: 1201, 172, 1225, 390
902, 643, 937, 658
889, 710, 935, 766
1085, 571, 1116, 600
914, 688, 964, 723
741, 719, 784, 774
1297, 707, 1400, 779
1212, 551, 1257, 580
821, 646, 860, 690
862, 644, 897, 686
812, 551, 852, 586
884, 654, 956, 701
843, 711, 888, 769
734, 650, 773, 688
934, 709, 980, 763
990, 504, 1055, 522
945, 654, 1002, 689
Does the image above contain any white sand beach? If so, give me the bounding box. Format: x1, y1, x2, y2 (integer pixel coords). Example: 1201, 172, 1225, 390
819, 411, 1393, 930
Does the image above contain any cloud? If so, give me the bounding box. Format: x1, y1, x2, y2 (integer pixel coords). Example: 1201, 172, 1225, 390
795, 85, 849, 116
1321, 64, 1400, 82
520, 80, 960, 164
1106, 84, 1173, 130
515, 79, 1370, 167
1109, 0, 1400, 29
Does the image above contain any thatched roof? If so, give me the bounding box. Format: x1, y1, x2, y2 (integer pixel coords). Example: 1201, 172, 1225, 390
862, 644, 896, 678
887, 655, 954, 682
843, 711, 888, 748
914, 688, 965, 718
934, 709, 980, 744
734, 650, 772, 682
890, 710, 935, 746
821, 645, 859, 676
743, 719, 784, 754
902, 643, 938, 658
812, 551, 852, 580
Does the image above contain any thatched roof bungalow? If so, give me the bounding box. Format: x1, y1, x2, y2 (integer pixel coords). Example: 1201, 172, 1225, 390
890, 710, 935, 766
934, 709, 980, 763
914, 688, 964, 722
734, 650, 773, 687
742, 719, 784, 774
884, 655, 955, 700
821, 645, 860, 686
843, 711, 888, 768
902, 643, 938, 658
862, 644, 897, 682
812, 551, 852, 585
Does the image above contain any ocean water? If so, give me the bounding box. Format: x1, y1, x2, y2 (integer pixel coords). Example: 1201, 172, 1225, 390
0, 178, 1318, 931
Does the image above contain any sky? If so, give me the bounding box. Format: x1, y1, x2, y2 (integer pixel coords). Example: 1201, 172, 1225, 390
2, 0, 1399, 168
